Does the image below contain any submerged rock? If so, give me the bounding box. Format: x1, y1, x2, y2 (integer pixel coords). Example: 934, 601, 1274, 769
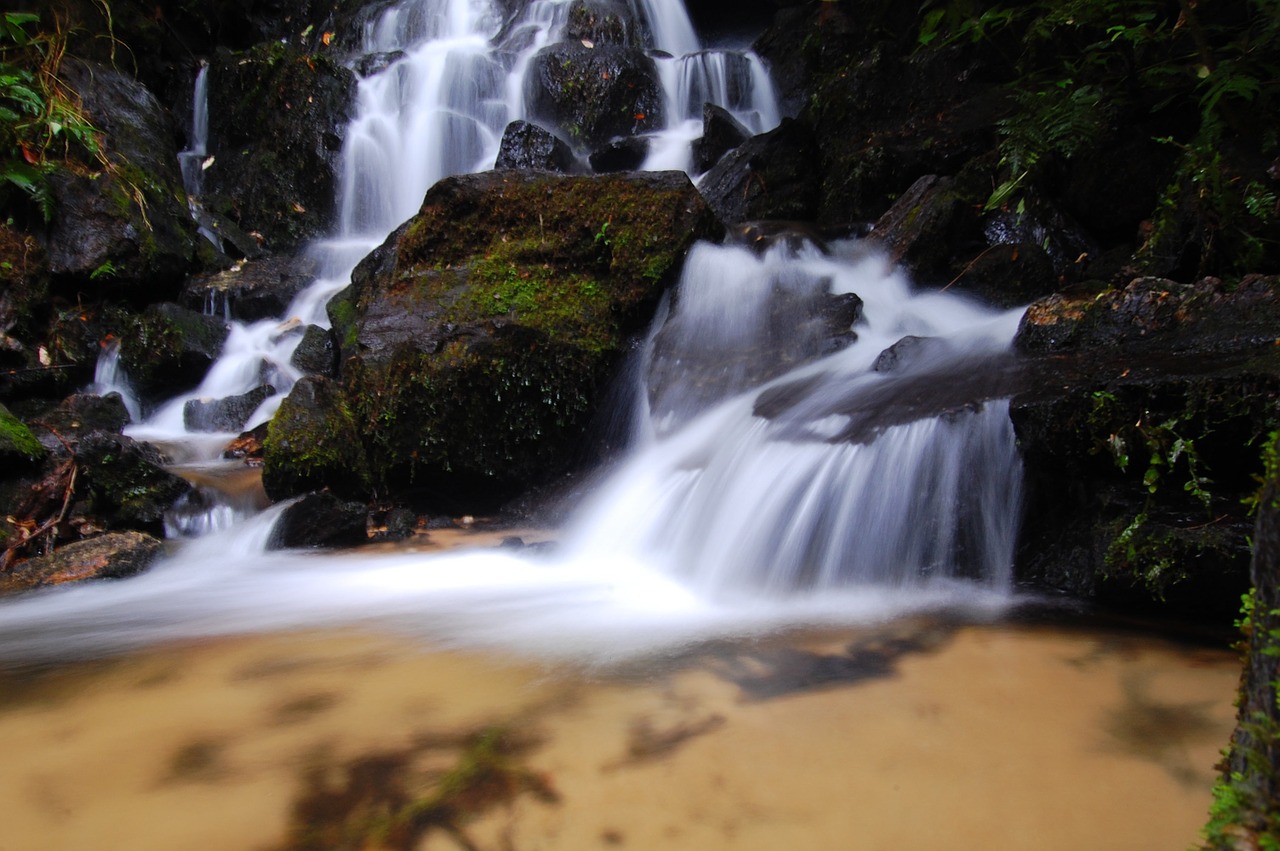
286, 170, 718, 509
0, 531, 164, 596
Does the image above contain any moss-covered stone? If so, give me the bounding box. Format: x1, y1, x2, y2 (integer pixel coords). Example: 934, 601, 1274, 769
0, 403, 45, 463
75, 432, 192, 533
262, 375, 371, 501
318, 170, 719, 509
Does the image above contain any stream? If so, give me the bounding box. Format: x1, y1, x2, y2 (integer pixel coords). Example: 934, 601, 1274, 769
0, 0, 1240, 845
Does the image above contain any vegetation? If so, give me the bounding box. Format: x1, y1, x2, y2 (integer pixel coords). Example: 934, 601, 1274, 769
917, 0, 1280, 276
0, 10, 104, 222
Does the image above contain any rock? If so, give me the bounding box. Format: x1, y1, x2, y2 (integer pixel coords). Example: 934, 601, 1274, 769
262, 375, 371, 501
223, 422, 270, 462
116, 303, 230, 403
867, 175, 981, 280
697, 118, 821, 225
33, 392, 131, 440
946, 242, 1058, 309
204, 43, 357, 251
268, 492, 368, 550
524, 42, 664, 152
290, 324, 337, 377
983, 189, 1096, 281
0, 531, 164, 596
374, 507, 418, 541
691, 103, 750, 175
565, 0, 645, 47
75, 432, 193, 533
873, 335, 940, 373
182, 253, 319, 322
43, 60, 196, 298
183, 385, 276, 433
589, 136, 649, 173
495, 121, 577, 173
317, 170, 719, 509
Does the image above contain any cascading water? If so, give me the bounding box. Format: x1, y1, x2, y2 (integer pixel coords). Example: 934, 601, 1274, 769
177, 61, 220, 250
0, 0, 1025, 664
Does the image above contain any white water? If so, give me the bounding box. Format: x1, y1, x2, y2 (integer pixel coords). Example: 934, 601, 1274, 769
0, 0, 1025, 665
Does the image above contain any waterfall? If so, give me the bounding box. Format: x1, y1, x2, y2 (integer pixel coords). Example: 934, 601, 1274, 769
177, 61, 219, 249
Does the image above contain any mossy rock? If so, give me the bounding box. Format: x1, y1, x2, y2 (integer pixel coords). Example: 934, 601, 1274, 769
75, 432, 192, 533
262, 375, 371, 502
115, 303, 230, 404
0, 403, 45, 464
326, 170, 720, 508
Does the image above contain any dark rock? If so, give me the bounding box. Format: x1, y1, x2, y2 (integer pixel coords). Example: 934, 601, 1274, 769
117, 303, 230, 404
0, 531, 164, 596
697, 118, 821, 225
495, 121, 577, 173
983, 190, 1096, 281
290, 324, 337, 377
1016, 275, 1280, 355
946, 242, 1058, 309
589, 136, 649, 173
204, 43, 357, 251
321, 170, 719, 509
565, 0, 644, 47
691, 103, 750, 175
379, 507, 418, 541
356, 50, 406, 77
262, 375, 371, 501
183, 385, 276, 433
35, 392, 131, 439
183, 253, 319, 322
524, 42, 664, 152
867, 174, 981, 280
44, 60, 196, 298
74, 432, 192, 533
873, 335, 940, 373
268, 492, 368, 550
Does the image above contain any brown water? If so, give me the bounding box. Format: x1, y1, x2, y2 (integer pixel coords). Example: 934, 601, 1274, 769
0, 617, 1237, 851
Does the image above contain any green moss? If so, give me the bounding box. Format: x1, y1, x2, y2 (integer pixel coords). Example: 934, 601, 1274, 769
0, 403, 44, 461
262, 376, 371, 501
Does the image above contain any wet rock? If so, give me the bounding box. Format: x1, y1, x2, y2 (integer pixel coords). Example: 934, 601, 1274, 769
75, 432, 193, 533
495, 121, 576, 173
867, 174, 982, 280
1015, 275, 1280, 355
183, 385, 276, 433
356, 50, 406, 77
945, 242, 1058, 309
268, 491, 368, 550
44, 60, 196, 298
378, 507, 418, 541
565, 0, 644, 47
697, 118, 820, 225
290, 325, 337, 377
182, 253, 320, 323
223, 422, 269, 462
262, 375, 371, 501
983, 190, 1096, 282
204, 43, 357, 251
524, 42, 664, 152
873, 335, 940, 373
691, 103, 750, 175
0, 531, 164, 596
34, 392, 131, 440
727, 220, 830, 254
589, 137, 649, 173
117, 303, 230, 404
321, 170, 719, 509
0, 403, 46, 466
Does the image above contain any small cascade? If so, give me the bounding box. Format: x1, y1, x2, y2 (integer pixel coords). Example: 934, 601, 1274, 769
177, 61, 220, 249
90, 338, 142, 423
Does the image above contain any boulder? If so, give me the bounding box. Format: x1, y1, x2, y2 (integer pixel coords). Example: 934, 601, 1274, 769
697, 118, 821, 225
183, 384, 276, 432
75, 432, 193, 533
495, 121, 576, 173
564, 0, 645, 47
31, 392, 131, 443
204, 42, 357, 251
524, 42, 664, 152
691, 103, 750, 175
262, 375, 371, 501
290, 324, 338, 377
0, 531, 164, 596
116, 303, 230, 404
182, 253, 319, 321
267, 491, 368, 550
589, 137, 649, 173
867, 174, 982, 281
0, 403, 46, 466
43, 60, 196, 299
309, 170, 720, 509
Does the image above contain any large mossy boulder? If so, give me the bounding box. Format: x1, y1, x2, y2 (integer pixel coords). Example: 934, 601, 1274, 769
204, 42, 356, 251
75, 432, 193, 534
267, 170, 719, 509
43, 60, 196, 299
116, 303, 230, 405
261, 375, 371, 501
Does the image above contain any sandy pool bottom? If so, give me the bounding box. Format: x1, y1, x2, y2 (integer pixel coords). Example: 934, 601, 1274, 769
0, 617, 1238, 851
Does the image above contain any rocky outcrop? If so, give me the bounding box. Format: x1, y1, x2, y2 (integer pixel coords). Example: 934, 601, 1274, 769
204, 42, 356, 251
44, 60, 196, 300
697, 118, 820, 225
263, 170, 719, 509
0, 531, 164, 597
523, 43, 664, 153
